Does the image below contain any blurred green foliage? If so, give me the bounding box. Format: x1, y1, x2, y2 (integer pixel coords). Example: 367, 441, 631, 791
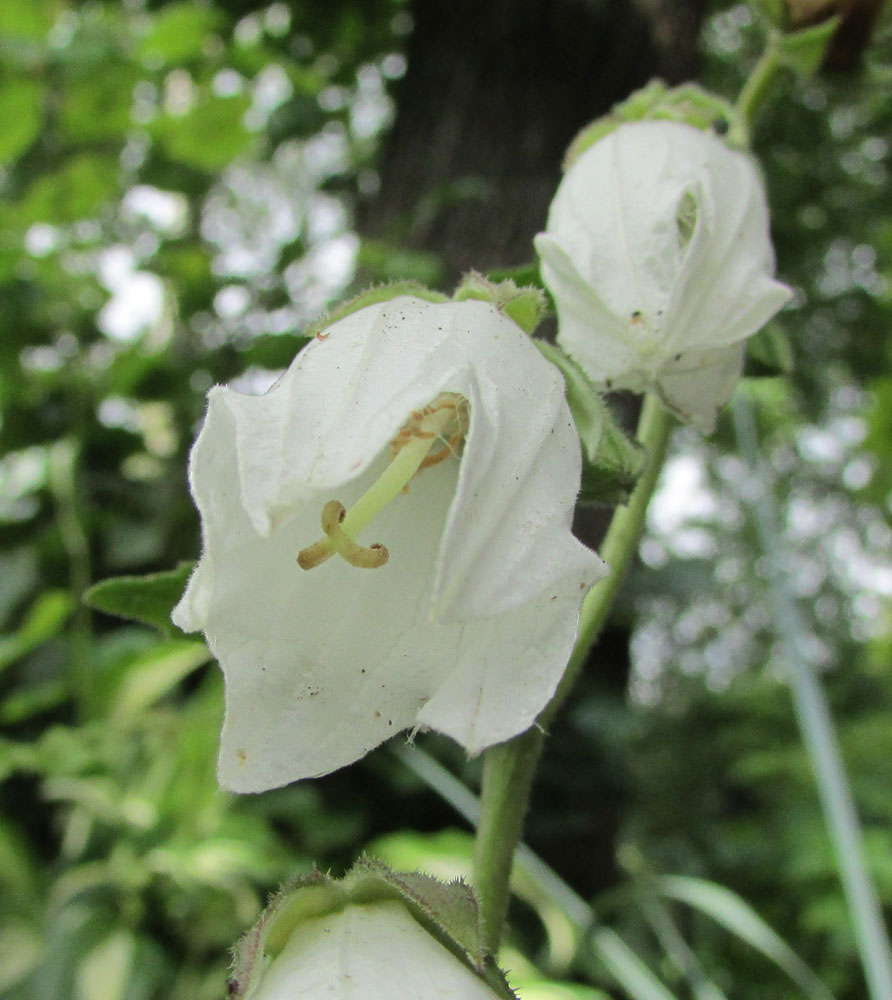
0, 0, 891, 998
0, 0, 411, 996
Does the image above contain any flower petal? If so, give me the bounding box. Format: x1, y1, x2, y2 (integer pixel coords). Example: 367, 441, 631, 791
255, 901, 501, 1000
534, 232, 644, 387
174, 297, 604, 790
663, 132, 792, 354
656, 341, 745, 432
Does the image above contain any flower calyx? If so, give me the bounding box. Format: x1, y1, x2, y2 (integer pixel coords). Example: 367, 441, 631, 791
454, 271, 547, 334
564, 80, 743, 168
228, 859, 516, 1000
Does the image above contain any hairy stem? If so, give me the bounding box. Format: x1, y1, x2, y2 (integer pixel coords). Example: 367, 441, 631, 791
473, 727, 544, 954
472, 394, 673, 955
732, 33, 786, 144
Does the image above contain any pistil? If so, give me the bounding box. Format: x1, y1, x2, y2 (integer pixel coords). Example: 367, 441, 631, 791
297, 393, 468, 571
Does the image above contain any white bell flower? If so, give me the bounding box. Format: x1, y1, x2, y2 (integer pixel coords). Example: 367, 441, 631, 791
173, 296, 604, 792
535, 120, 792, 430
247, 900, 503, 1000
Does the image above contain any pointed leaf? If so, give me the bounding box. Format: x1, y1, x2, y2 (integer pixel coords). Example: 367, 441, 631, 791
777, 17, 840, 75
84, 563, 194, 635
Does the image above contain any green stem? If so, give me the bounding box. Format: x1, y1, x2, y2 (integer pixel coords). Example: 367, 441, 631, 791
397, 744, 682, 1000
472, 394, 673, 955
473, 726, 544, 954
542, 393, 673, 728
732, 33, 787, 144
733, 394, 892, 1000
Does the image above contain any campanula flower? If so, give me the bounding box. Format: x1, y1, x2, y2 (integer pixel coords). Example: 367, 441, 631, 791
173, 296, 604, 791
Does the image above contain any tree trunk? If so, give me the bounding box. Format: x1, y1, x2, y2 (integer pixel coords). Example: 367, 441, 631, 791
361, 0, 707, 283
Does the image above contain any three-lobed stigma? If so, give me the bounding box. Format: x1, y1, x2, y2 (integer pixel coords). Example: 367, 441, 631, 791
297, 393, 469, 571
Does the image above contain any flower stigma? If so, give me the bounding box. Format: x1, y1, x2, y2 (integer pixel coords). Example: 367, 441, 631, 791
297, 392, 469, 571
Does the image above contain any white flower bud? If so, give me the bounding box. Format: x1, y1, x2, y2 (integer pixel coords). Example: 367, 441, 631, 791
247, 901, 503, 999
535, 120, 792, 431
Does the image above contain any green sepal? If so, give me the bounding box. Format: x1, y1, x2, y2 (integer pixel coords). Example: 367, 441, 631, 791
564, 81, 743, 168
776, 16, 840, 76
454, 271, 547, 334
535, 342, 645, 505
307, 281, 449, 338
83, 563, 194, 636
229, 860, 516, 1000
745, 322, 795, 377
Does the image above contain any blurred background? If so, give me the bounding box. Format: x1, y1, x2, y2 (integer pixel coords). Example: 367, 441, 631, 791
1, 1, 891, 997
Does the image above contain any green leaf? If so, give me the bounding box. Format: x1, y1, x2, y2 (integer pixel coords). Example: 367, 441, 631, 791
138, 2, 224, 65
22, 153, 118, 223
0, 0, 57, 40
153, 93, 254, 170
0, 80, 44, 164
777, 17, 840, 76
57, 63, 139, 141
83, 563, 194, 636
745, 322, 794, 377
107, 639, 211, 719
75, 930, 135, 1000
0, 679, 67, 725
0, 590, 73, 676
512, 982, 608, 1000
535, 341, 645, 504
658, 875, 834, 1000
0, 919, 42, 993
